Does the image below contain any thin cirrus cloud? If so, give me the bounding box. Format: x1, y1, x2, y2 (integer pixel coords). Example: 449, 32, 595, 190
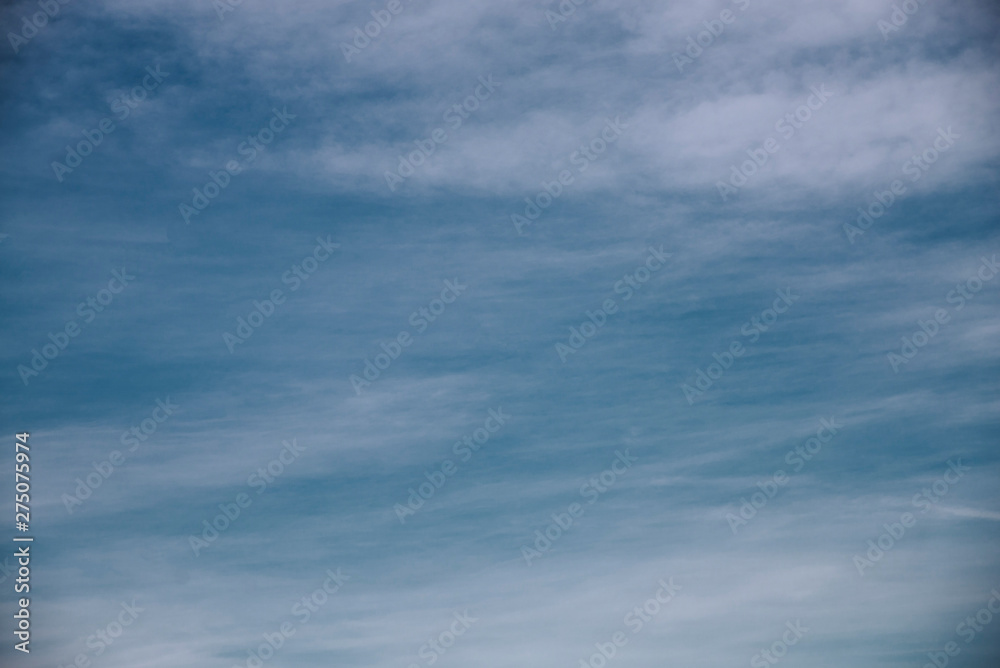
0, 0, 998, 667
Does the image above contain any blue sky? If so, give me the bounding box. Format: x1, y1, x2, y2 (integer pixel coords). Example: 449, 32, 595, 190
1, 0, 999, 666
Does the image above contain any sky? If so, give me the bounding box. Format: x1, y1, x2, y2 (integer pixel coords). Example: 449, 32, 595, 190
0, 0, 999, 667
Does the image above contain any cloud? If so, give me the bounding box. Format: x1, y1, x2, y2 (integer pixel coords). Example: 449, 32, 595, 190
1, 0, 999, 666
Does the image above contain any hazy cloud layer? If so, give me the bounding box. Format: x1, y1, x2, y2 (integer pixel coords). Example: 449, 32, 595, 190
0, 0, 998, 666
